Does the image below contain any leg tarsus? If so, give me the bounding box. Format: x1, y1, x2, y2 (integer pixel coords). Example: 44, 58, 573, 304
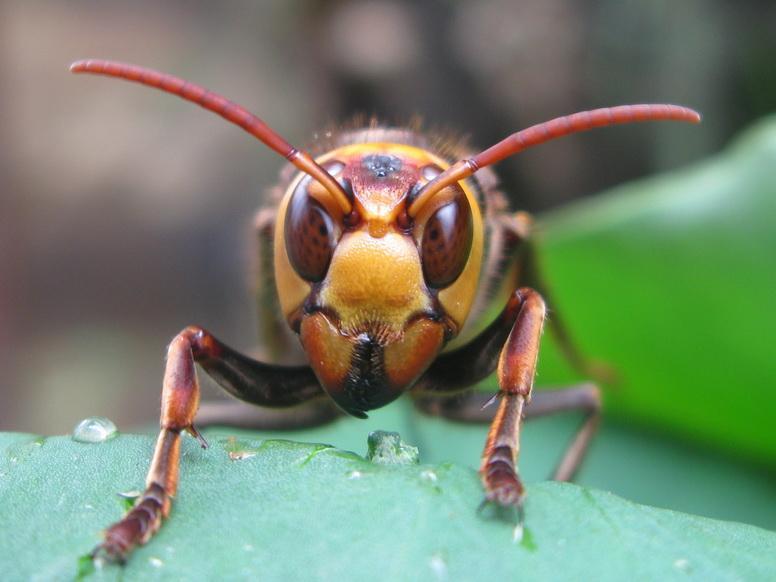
93, 427, 181, 564
480, 392, 530, 511
93, 479, 170, 564
482, 445, 525, 506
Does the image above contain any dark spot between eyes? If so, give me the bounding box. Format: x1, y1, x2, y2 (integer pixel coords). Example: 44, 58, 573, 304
362, 154, 402, 178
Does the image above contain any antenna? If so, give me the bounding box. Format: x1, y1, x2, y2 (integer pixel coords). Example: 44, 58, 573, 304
70, 59, 352, 214
409, 104, 701, 218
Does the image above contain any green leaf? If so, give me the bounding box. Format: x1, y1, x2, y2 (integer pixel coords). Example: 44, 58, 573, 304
2, 430, 775, 581
535, 116, 776, 465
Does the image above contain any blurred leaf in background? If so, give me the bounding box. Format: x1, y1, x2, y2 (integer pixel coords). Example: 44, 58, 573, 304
536, 115, 776, 466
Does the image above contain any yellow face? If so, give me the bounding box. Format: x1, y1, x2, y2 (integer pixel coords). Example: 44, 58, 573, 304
274, 143, 483, 417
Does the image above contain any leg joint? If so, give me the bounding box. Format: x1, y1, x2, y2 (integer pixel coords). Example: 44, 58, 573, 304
177, 325, 221, 362
505, 287, 546, 322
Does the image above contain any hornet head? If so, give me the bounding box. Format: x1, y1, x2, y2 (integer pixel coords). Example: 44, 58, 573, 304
275, 142, 484, 417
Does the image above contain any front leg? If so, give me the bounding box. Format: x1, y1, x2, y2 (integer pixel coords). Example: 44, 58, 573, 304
94, 325, 325, 564
417, 288, 545, 511
481, 289, 545, 507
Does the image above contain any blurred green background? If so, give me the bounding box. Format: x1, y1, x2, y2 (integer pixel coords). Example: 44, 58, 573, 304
1, 0, 774, 531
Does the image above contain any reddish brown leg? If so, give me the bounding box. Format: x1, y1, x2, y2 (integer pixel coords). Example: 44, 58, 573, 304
415, 287, 546, 512
93, 325, 325, 563
94, 331, 202, 563
479, 288, 545, 509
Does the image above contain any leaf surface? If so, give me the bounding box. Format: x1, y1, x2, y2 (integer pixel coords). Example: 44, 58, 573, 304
1, 430, 774, 581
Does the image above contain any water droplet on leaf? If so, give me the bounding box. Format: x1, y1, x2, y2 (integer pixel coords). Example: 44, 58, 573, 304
420, 469, 438, 482
674, 558, 691, 572
429, 553, 447, 579
512, 522, 524, 543
72, 417, 117, 443
223, 436, 260, 461
366, 431, 419, 465
117, 490, 141, 500
228, 450, 257, 461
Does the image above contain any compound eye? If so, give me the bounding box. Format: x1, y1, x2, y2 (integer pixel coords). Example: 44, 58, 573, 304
284, 179, 339, 282
421, 192, 473, 289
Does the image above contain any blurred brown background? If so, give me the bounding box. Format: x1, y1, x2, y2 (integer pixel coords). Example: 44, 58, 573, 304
1, 0, 774, 433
